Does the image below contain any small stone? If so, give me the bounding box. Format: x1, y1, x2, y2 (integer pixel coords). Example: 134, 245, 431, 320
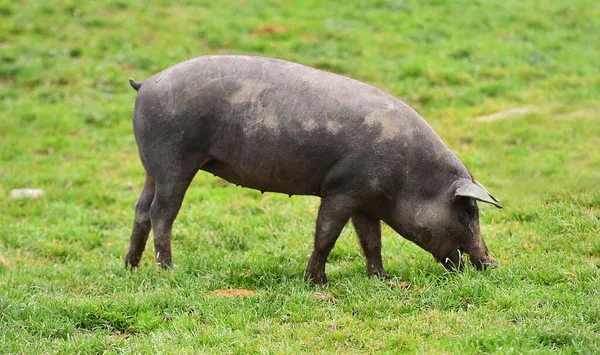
10, 189, 44, 199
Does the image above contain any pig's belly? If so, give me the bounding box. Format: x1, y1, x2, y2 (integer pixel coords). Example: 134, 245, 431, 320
200, 158, 324, 196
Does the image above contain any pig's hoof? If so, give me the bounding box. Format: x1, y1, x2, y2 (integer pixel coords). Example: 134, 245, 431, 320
369, 268, 391, 280
124, 255, 140, 269
156, 260, 173, 269
125, 263, 139, 270
305, 271, 328, 285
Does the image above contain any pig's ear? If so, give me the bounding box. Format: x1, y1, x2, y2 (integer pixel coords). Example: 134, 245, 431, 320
455, 182, 503, 209
473, 180, 500, 202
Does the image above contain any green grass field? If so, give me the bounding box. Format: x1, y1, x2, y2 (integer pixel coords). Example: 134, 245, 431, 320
1, 0, 599, 353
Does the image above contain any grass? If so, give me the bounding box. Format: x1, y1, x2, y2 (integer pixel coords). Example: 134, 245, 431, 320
1, 0, 599, 353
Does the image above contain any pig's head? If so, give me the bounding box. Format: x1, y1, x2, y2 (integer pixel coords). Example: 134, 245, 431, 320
389, 179, 502, 271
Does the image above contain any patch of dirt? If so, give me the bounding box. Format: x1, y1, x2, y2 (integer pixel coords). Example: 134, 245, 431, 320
555, 108, 599, 120
108, 331, 130, 342
0, 76, 14, 89
475, 107, 537, 122
253, 25, 287, 35
208, 289, 260, 297
388, 281, 411, 289
475, 107, 599, 122
313, 292, 336, 303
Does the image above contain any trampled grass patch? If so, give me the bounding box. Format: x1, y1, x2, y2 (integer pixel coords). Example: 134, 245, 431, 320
1, 0, 599, 353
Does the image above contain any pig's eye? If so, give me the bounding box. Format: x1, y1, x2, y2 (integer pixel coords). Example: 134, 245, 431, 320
466, 205, 477, 215
466, 205, 478, 217
459, 204, 477, 224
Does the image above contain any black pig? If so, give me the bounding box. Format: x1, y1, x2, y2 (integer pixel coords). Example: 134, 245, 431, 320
125, 55, 502, 284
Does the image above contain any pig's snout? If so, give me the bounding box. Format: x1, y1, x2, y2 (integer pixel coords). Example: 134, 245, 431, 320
470, 256, 498, 270
466, 238, 497, 271
439, 248, 497, 271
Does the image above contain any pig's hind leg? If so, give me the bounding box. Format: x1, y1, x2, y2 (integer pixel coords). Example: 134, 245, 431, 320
125, 172, 156, 268
148, 160, 200, 269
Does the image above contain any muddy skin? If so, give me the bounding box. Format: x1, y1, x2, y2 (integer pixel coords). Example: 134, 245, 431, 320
125, 55, 502, 284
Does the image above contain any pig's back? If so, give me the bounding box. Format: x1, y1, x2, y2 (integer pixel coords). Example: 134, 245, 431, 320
133, 55, 449, 196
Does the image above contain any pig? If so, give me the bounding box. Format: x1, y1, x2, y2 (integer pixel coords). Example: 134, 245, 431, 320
125, 55, 502, 284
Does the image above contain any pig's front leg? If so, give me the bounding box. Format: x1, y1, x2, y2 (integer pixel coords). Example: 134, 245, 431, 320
352, 212, 389, 279
305, 194, 357, 284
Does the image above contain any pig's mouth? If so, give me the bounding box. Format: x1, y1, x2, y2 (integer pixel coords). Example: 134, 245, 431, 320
471, 255, 498, 270
439, 248, 465, 271
438, 248, 498, 271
